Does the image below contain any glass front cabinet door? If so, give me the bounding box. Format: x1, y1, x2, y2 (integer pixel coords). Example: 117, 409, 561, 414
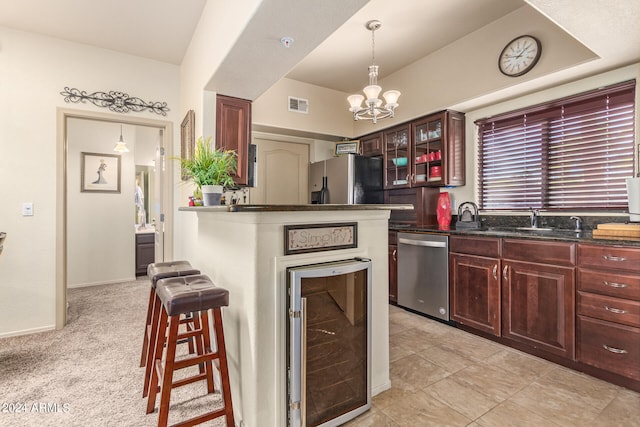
383, 124, 411, 189
380, 110, 465, 189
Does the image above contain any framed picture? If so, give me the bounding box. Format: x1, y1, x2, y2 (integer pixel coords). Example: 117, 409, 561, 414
180, 110, 195, 180
335, 140, 360, 155
284, 222, 358, 255
81, 152, 121, 193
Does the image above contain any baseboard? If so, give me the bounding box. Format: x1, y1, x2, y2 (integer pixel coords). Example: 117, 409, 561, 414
0, 325, 55, 339
67, 277, 137, 288
371, 379, 391, 397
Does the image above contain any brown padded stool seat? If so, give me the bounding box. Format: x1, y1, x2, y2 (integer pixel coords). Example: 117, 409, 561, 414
156, 275, 229, 316
147, 261, 200, 287
147, 274, 234, 427
140, 260, 201, 392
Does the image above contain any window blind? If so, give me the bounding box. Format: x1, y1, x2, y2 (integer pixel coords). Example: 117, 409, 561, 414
477, 80, 636, 210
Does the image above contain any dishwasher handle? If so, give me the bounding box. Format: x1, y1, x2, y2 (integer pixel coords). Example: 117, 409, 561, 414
398, 237, 447, 248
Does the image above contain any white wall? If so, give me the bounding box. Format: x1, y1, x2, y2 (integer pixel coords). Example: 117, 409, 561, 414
0, 26, 180, 337
253, 78, 356, 138
66, 119, 165, 287
447, 64, 640, 214
251, 6, 596, 140
174, 1, 263, 260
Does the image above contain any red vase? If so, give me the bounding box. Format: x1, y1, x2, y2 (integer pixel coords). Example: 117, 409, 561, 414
437, 192, 452, 229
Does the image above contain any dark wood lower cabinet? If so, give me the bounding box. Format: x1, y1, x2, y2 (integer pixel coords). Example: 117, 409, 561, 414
136, 232, 155, 276
450, 254, 501, 336
576, 243, 640, 385
389, 231, 397, 304
501, 259, 575, 359
577, 315, 640, 381
449, 236, 502, 336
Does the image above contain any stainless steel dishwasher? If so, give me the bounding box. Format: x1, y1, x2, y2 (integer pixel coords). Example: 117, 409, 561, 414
397, 233, 449, 321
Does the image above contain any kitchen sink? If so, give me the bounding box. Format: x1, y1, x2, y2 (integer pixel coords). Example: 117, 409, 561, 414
516, 226, 554, 232
480, 226, 584, 238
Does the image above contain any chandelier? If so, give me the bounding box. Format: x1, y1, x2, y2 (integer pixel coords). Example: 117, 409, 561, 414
347, 20, 400, 124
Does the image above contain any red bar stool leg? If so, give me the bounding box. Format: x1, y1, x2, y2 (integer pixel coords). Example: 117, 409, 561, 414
140, 286, 155, 367
157, 315, 180, 427
199, 310, 215, 394
143, 292, 162, 397
146, 308, 168, 415
213, 307, 235, 424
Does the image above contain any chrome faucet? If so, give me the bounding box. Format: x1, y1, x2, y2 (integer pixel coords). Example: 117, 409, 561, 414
570, 216, 583, 232
529, 208, 540, 228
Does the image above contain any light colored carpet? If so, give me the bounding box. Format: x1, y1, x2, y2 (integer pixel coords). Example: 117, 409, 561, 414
0, 278, 227, 427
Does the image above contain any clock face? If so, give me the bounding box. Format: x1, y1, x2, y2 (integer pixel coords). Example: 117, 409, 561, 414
499, 35, 541, 77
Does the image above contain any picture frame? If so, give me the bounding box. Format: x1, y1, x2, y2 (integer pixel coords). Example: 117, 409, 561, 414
335, 140, 360, 155
284, 222, 358, 255
180, 109, 195, 181
81, 152, 121, 193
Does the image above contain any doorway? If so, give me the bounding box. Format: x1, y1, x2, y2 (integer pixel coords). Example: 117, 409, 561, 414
250, 136, 310, 204
56, 108, 174, 328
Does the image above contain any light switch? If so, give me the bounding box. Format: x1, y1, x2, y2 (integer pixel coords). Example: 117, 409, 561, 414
22, 202, 33, 216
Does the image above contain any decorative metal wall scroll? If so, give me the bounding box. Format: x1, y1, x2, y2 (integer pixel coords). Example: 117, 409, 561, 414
60, 87, 170, 116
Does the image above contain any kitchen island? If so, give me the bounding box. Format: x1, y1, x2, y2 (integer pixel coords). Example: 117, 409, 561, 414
176, 204, 411, 427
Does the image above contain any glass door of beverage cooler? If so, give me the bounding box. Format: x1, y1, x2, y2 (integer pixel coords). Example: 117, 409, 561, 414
287, 258, 372, 427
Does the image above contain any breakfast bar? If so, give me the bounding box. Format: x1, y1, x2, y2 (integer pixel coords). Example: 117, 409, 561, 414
177, 204, 411, 427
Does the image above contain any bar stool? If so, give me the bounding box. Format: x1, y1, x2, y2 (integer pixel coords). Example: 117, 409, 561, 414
146, 274, 234, 427
141, 261, 200, 397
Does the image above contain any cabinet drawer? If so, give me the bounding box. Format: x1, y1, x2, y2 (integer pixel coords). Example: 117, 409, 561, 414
502, 239, 575, 266
577, 315, 640, 381
450, 236, 500, 258
578, 244, 640, 273
136, 233, 155, 244
577, 292, 640, 328
577, 268, 640, 300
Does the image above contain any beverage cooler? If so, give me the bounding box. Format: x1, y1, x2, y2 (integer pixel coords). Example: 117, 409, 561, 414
286, 258, 372, 427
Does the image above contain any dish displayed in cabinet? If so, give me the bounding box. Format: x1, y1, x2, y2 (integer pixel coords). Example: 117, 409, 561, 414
382, 110, 465, 189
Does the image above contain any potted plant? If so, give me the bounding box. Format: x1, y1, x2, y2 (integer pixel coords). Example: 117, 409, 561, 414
176, 136, 237, 206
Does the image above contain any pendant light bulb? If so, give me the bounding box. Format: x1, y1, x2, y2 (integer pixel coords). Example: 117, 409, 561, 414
114, 124, 129, 153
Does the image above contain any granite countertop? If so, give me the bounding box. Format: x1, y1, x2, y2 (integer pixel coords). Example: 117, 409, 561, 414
389, 223, 640, 247
180, 204, 414, 212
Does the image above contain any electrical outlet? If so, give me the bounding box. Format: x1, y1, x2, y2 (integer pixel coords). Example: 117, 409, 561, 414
22, 202, 33, 216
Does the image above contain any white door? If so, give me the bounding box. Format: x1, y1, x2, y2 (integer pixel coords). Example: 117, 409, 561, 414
153, 130, 165, 262
250, 138, 309, 204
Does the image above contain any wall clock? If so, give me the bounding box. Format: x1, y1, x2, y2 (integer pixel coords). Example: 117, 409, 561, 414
498, 35, 541, 77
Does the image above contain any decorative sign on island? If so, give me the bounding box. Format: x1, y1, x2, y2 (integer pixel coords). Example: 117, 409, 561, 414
284, 222, 357, 255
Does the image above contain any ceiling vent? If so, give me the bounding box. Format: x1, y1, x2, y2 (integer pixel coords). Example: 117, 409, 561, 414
288, 96, 309, 114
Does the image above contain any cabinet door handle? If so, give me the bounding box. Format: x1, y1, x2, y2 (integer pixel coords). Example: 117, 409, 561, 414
492, 264, 498, 280
603, 255, 626, 262
604, 306, 628, 314
392, 248, 397, 262
503, 265, 508, 280
603, 281, 628, 288
602, 344, 628, 354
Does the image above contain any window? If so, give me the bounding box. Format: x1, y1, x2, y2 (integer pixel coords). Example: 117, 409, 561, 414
476, 80, 636, 210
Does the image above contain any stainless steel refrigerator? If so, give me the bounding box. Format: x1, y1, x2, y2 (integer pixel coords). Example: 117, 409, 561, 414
309, 154, 383, 204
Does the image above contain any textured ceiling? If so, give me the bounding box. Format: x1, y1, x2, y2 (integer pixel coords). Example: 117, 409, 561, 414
0, 0, 206, 64
1, 0, 639, 101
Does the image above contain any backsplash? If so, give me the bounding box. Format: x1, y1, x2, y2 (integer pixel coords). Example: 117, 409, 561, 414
476, 215, 629, 231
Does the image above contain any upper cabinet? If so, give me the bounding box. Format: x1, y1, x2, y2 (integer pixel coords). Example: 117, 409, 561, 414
383, 124, 412, 189
382, 110, 465, 189
359, 131, 383, 157
216, 94, 252, 186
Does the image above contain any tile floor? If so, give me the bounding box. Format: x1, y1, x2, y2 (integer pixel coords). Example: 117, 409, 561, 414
346, 305, 640, 426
